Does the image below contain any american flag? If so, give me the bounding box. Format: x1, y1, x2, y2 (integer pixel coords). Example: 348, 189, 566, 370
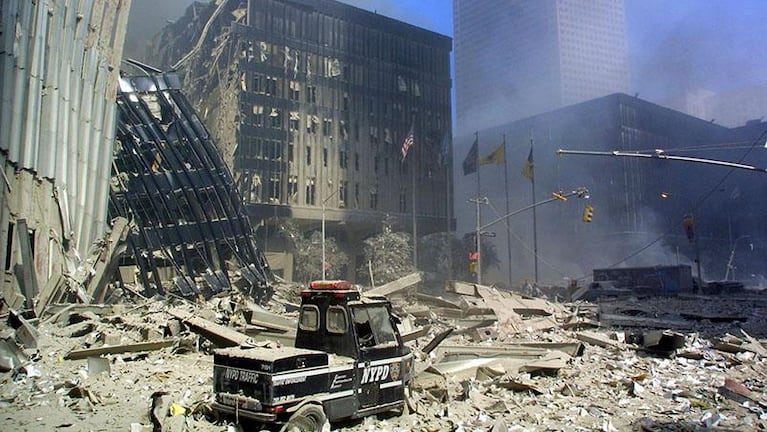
400, 123, 414, 161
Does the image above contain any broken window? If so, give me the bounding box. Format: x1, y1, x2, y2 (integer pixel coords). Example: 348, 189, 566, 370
253, 105, 264, 127
289, 111, 300, 131
339, 149, 348, 169
259, 41, 269, 62
289, 81, 300, 101
328, 58, 341, 77
339, 120, 348, 140
369, 186, 378, 210
268, 173, 281, 203
307, 114, 318, 134
305, 178, 316, 205
270, 108, 282, 129
4, 222, 13, 272
339, 181, 347, 207
352, 306, 396, 348
288, 176, 298, 202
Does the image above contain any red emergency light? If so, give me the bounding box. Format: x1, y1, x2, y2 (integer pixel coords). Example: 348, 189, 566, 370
309, 280, 354, 290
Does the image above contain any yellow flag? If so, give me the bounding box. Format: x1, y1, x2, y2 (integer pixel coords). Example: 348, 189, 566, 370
522, 147, 534, 181
479, 143, 505, 165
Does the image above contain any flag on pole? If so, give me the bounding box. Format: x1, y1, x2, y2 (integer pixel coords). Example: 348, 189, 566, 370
400, 122, 414, 161
479, 143, 505, 165
522, 146, 534, 180
462, 137, 478, 175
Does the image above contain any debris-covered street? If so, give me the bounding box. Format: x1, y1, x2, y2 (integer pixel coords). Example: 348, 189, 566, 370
2, 274, 766, 431
3, 1, 767, 431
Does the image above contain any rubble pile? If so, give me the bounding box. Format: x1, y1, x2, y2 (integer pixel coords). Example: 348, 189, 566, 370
2, 275, 766, 431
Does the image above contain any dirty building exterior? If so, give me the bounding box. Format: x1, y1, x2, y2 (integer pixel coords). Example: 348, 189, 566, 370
458, 93, 767, 287
149, 0, 453, 281
0, 1, 131, 307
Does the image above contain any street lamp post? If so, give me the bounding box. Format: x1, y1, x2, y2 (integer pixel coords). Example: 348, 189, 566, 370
724, 235, 750, 281
321, 188, 340, 280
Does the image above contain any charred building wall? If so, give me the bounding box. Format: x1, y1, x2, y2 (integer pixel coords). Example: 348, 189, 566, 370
148, 0, 453, 281
0, 1, 130, 306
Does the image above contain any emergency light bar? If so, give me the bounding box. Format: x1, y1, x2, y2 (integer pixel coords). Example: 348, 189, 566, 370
309, 280, 354, 290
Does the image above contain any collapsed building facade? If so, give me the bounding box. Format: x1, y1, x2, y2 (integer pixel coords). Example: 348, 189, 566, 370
148, 0, 454, 281
110, 68, 270, 299
0, 0, 130, 307
1, 0, 271, 307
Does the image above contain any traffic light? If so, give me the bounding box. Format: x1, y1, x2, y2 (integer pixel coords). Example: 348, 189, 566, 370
582, 204, 594, 223
468, 251, 479, 274
682, 215, 695, 242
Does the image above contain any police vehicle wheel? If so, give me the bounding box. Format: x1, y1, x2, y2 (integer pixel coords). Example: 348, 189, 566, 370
282, 404, 329, 432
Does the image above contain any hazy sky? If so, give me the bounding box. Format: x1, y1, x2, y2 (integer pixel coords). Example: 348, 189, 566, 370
343, 0, 767, 102
126, 0, 767, 105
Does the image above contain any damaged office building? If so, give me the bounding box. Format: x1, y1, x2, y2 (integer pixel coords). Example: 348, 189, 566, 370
147, 0, 454, 281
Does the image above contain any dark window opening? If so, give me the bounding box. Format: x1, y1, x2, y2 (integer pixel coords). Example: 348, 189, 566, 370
5, 222, 14, 272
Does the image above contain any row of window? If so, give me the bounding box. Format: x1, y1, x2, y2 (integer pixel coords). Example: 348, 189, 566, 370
243, 168, 448, 215
244, 67, 447, 112
247, 3, 448, 76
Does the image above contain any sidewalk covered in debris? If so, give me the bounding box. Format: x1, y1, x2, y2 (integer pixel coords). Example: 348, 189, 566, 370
2, 272, 766, 431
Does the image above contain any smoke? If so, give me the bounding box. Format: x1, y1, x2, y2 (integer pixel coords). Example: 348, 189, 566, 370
124, 0, 199, 62
339, 0, 452, 36
627, 0, 767, 102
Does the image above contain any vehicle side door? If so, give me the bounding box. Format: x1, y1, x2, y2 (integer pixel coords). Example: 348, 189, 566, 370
351, 305, 402, 409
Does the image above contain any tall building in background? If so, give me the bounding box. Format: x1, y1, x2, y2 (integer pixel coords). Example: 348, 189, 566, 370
453, 0, 630, 134
150, 0, 453, 281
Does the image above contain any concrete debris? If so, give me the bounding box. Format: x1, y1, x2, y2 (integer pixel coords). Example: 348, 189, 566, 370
1, 278, 767, 430
364, 272, 423, 297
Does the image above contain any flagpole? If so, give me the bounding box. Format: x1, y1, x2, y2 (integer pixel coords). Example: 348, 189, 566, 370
412, 141, 417, 268
475, 131, 482, 285
446, 134, 453, 281
530, 138, 539, 284
411, 118, 417, 268
503, 134, 512, 290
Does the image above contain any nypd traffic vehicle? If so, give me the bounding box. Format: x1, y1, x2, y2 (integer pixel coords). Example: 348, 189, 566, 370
211, 280, 414, 431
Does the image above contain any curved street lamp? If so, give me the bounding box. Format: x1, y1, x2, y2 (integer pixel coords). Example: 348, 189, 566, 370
724, 235, 751, 281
